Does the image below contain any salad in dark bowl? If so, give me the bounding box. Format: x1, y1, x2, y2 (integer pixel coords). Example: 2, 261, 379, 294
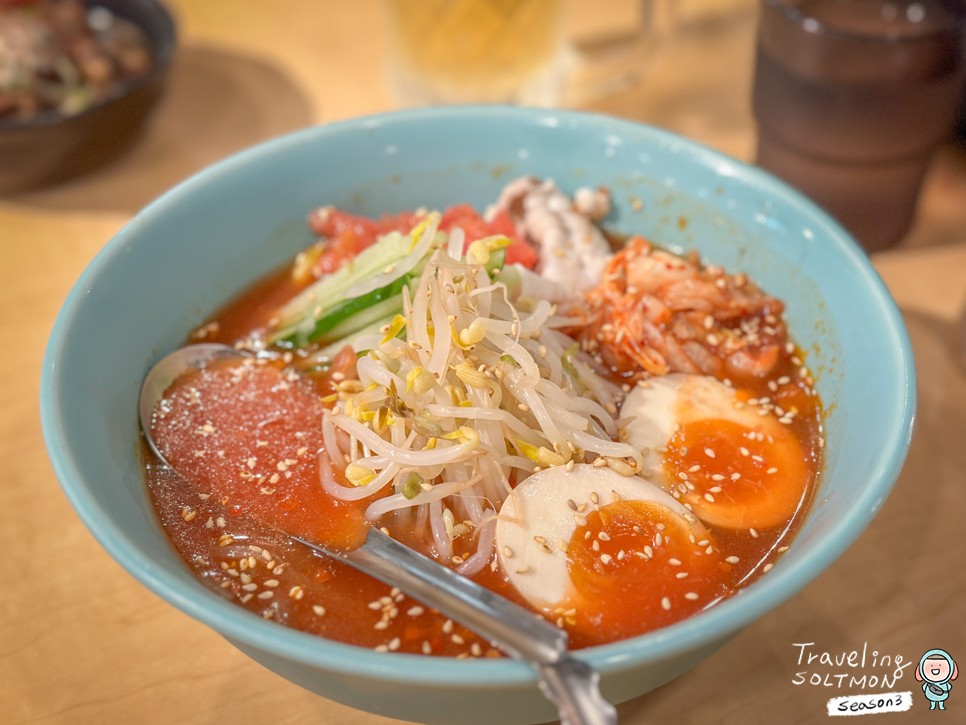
0, 0, 175, 191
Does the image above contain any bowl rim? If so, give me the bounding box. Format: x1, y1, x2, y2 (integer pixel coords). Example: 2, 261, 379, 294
0, 0, 177, 132
40, 105, 916, 687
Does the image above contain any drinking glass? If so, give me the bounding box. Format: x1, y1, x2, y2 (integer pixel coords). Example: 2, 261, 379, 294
753, 0, 966, 252
385, 0, 568, 106
384, 0, 672, 107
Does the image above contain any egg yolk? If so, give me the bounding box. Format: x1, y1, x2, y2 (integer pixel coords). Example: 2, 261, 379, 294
564, 500, 721, 645
663, 417, 809, 530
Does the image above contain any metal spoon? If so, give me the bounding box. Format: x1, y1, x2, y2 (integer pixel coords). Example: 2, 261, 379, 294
140, 343, 616, 725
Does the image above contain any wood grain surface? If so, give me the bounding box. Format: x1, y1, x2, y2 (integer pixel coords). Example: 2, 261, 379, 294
3, 2, 964, 723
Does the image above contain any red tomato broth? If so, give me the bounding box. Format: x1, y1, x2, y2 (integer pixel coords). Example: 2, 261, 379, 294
143, 204, 823, 656
146, 358, 496, 656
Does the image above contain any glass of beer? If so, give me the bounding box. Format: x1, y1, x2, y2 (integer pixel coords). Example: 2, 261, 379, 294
752, 0, 966, 251
385, 0, 567, 106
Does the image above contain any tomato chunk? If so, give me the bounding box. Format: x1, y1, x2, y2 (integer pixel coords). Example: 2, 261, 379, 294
305, 204, 538, 277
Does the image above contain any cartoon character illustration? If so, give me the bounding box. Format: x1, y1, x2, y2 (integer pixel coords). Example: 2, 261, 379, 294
917, 649, 958, 711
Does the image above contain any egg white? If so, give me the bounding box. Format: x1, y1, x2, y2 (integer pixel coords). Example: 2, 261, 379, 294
494, 463, 702, 611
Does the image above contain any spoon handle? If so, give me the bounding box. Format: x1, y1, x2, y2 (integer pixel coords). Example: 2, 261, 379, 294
290, 528, 616, 725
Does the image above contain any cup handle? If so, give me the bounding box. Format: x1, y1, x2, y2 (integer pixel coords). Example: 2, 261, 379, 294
563, 0, 675, 106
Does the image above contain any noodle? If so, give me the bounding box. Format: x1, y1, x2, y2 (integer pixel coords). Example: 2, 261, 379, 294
320, 232, 631, 569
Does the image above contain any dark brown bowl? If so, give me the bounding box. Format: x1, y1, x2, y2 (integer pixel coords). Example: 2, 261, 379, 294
0, 0, 176, 193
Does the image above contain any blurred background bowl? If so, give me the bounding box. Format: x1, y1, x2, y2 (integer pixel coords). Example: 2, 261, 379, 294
40, 106, 915, 724
0, 0, 176, 193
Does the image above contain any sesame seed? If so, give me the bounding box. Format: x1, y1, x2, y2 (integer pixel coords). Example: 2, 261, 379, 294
725, 555, 740, 564
685, 592, 699, 601
704, 493, 715, 503
661, 597, 671, 611
676, 572, 689, 579
313, 605, 326, 616
749, 528, 759, 538
257, 591, 274, 600
408, 606, 425, 617
388, 638, 401, 651
704, 448, 716, 458
668, 558, 682, 566
763, 563, 774, 573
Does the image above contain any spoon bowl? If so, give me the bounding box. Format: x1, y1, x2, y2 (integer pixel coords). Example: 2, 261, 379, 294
138, 343, 242, 465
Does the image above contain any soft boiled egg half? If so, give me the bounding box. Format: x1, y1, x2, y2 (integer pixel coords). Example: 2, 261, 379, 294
620, 373, 811, 532
495, 464, 722, 643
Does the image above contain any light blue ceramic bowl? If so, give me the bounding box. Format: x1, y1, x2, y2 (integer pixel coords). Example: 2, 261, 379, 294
41, 107, 915, 724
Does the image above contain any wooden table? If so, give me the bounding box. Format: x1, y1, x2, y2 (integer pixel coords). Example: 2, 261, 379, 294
4, 2, 965, 723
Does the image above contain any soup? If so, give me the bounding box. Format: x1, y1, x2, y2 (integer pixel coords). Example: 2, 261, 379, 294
143, 176, 822, 654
